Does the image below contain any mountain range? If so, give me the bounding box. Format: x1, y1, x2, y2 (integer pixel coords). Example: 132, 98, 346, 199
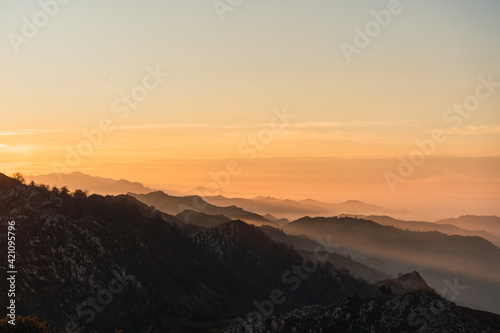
1, 172, 500, 332
343, 214, 500, 247
284, 215, 500, 313
25, 172, 410, 220
128, 191, 273, 225
25, 172, 157, 196
204, 195, 409, 220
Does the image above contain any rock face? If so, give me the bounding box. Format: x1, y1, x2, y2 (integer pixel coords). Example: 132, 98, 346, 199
225, 291, 500, 333
377, 271, 435, 294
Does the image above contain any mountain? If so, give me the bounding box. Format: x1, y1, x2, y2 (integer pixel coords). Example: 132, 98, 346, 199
203, 195, 409, 220
0, 173, 20, 190
377, 271, 434, 295
175, 210, 231, 229
284, 216, 500, 314
225, 291, 500, 333
25, 172, 158, 196
346, 214, 500, 247
262, 213, 289, 224
203, 195, 330, 220
436, 215, 500, 238
191, 220, 376, 311
0, 174, 375, 332
1, 173, 499, 332
258, 225, 390, 283
301, 199, 409, 217
129, 191, 272, 225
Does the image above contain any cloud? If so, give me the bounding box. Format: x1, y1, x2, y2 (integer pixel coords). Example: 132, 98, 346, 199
0, 144, 33, 153
285, 120, 405, 129
0, 129, 65, 136
447, 125, 500, 135
118, 123, 213, 130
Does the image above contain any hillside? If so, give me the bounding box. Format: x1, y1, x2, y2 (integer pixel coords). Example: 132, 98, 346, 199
129, 191, 271, 225
225, 291, 500, 332
259, 225, 390, 283
347, 214, 500, 247
436, 215, 500, 237
284, 216, 500, 314
0, 174, 372, 332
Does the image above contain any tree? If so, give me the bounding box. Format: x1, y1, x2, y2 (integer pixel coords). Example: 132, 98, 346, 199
73, 189, 88, 198
12, 172, 25, 184
60, 186, 70, 197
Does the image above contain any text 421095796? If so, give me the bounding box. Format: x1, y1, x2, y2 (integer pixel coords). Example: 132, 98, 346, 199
6, 220, 16, 325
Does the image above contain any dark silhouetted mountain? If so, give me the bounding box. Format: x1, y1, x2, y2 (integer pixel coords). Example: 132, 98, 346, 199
284, 216, 500, 314
2, 173, 499, 332
345, 214, 500, 247
0, 173, 21, 190
225, 291, 500, 333
377, 271, 435, 295
25, 172, 158, 196
175, 210, 231, 229
129, 191, 271, 224
0, 174, 376, 332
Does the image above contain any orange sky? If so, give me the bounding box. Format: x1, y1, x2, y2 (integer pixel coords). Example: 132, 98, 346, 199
1, 1, 500, 219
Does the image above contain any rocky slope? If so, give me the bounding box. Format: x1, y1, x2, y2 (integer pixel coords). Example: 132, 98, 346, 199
224, 291, 500, 332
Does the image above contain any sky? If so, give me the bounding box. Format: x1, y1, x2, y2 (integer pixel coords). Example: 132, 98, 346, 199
1, 0, 500, 219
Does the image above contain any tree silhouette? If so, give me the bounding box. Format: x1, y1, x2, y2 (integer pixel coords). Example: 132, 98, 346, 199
12, 172, 25, 184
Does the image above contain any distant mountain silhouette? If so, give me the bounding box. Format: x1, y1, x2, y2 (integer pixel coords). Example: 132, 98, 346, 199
128, 191, 272, 225
204, 195, 409, 220
203, 195, 330, 220
344, 214, 500, 247
25, 172, 158, 196
436, 215, 500, 238
262, 213, 289, 224
300, 198, 409, 217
